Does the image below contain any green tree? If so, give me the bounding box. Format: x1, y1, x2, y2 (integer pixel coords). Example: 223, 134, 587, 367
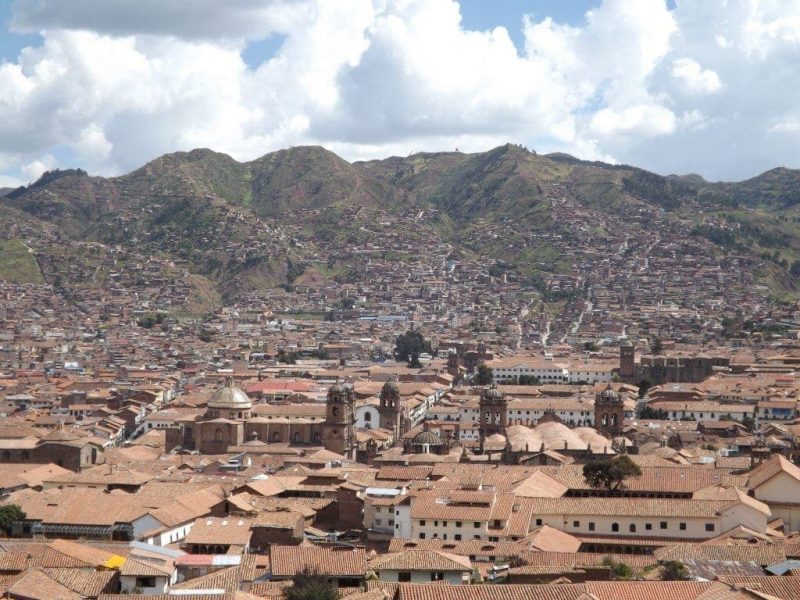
637, 380, 651, 399
583, 455, 642, 491
741, 415, 756, 431
393, 329, 432, 368
0, 505, 25, 535
602, 556, 634, 580
474, 363, 493, 385
661, 560, 690, 581
651, 338, 663, 354
583, 341, 600, 352
286, 569, 339, 600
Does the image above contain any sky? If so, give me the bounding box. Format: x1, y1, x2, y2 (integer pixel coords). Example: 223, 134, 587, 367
0, 0, 799, 187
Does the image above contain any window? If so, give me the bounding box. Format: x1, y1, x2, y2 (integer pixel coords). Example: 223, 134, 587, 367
420, 520, 426, 526
629, 524, 637, 533
660, 521, 668, 530
645, 523, 652, 531
364, 412, 371, 421
136, 577, 156, 588
573, 521, 580, 528
398, 572, 411, 582
588, 522, 595, 531
419, 533, 426, 539
705, 523, 715, 532
456, 521, 462, 528
455, 534, 462, 541
611, 523, 619, 532
535, 519, 542, 526
431, 572, 445, 581
434, 521, 438, 526
442, 521, 448, 527
474, 522, 480, 528
679, 522, 687, 531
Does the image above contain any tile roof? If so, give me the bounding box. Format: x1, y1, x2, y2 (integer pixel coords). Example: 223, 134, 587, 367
369, 549, 472, 572
269, 545, 367, 578
184, 517, 253, 546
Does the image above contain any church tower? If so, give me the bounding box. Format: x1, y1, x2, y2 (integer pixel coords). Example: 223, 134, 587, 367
323, 382, 356, 460
595, 384, 624, 439
378, 378, 402, 442
619, 341, 635, 381
479, 384, 507, 452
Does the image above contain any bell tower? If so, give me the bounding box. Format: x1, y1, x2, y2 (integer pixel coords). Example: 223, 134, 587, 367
323, 382, 356, 460
378, 377, 401, 442
619, 341, 635, 381
595, 384, 624, 438
479, 384, 507, 452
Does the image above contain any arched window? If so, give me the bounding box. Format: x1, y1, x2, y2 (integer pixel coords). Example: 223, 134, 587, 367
313, 432, 321, 442
611, 414, 617, 426
215, 428, 224, 442
611, 523, 619, 532
629, 524, 637, 533
293, 431, 301, 442
332, 406, 338, 417
364, 412, 371, 422
22, 451, 30, 460
271, 431, 281, 442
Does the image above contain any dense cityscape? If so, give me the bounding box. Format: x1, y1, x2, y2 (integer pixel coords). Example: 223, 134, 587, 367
3, 0, 800, 599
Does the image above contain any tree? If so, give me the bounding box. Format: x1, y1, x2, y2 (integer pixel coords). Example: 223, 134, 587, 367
741, 415, 756, 431
637, 380, 651, 399
661, 560, 690, 581
583, 341, 600, 352
286, 569, 339, 600
0, 505, 25, 535
651, 338, 663, 354
474, 363, 493, 385
602, 556, 634, 580
393, 330, 431, 368
583, 455, 642, 491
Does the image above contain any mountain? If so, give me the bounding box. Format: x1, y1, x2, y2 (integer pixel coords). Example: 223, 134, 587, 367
2, 144, 800, 313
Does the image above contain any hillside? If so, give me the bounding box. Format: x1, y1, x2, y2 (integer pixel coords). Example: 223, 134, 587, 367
2, 144, 800, 313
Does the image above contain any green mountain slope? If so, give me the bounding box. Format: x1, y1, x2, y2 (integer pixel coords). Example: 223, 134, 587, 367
3, 144, 800, 308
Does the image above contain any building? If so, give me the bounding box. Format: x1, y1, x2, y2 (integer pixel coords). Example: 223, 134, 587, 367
322, 382, 357, 460
594, 385, 624, 439
479, 384, 507, 452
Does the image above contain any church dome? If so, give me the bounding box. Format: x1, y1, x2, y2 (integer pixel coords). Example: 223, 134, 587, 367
598, 385, 620, 402
482, 384, 503, 400
382, 379, 399, 393
329, 381, 350, 395
208, 377, 252, 410
412, 430, 444, 446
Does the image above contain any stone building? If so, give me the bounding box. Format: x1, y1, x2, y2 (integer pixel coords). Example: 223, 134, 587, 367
618, 345, 730, 385
378, 378, 403, 442
166, 379, 359, 459
594, 385, 624, 439
479, 384, 507, 453
322, 382, 357, 460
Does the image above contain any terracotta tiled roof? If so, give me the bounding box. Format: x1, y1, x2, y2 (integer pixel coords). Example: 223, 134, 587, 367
654, 543, 786, 566
370, 549, 471, 572
269, 545, 367, 578
184, 517, 253, 546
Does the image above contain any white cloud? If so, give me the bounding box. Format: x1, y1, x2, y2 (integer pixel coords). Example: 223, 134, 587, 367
0, 0, 799, 183
590, 105, 677, 137
671, 58, 722, 94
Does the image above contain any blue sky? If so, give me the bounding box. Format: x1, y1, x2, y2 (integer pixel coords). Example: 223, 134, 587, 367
0, 0, 798, 184
0, 1, 600, 67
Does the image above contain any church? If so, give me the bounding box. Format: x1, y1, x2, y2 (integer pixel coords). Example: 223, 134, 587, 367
165, 378, 402, 462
